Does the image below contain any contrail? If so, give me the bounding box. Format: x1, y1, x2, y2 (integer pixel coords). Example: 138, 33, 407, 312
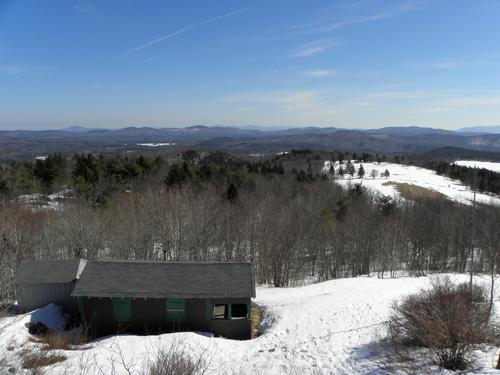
123, 7, 251, 56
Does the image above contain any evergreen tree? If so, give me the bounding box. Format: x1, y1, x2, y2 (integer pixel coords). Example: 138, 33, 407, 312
383, 169, 390, 178
226, 183, 239, 202
164, 162, 191, 187
338, 166, 345, 179
357, 164, 365, 179
346, 161, 355, 177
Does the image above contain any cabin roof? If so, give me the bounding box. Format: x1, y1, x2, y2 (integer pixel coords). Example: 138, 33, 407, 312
15, 259, 86, 285
71, 260, 256, 299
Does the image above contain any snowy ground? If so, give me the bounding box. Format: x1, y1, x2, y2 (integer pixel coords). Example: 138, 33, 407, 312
454, 160, 500, 173
1, 274, 499, 374
14, 188, 72, 211
323, 161, 500, 206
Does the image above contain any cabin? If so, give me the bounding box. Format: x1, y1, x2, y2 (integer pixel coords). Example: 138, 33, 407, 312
14, 259, 87, 315
15, 259, 256, 340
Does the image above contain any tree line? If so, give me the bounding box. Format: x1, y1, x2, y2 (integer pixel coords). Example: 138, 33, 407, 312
417, 160, 500, 195
1, 150, 499, 302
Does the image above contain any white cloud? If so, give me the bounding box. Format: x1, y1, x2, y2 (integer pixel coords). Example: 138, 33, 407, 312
312, 13, 390, 33
0, 65, 22, 75
302, 69, 338, 77
289, 0, 424, 36
421, 96, 500, 112
409, 61, 464, 69
74, 0, 101, 19
292, 40, 340, 57
222, 90, 320, 107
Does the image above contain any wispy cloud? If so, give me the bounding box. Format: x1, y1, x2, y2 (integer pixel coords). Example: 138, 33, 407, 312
421, 96, 500, 112
222, 90, 326, 110
123, 8, 250, 56
409, 61, 464, 69
74, 0, 101, 19
312, 13, 390, 33
302, 69, 338, 77
290, 0, 424, 35
292, 40, 340, 57
0, 65, 22, 75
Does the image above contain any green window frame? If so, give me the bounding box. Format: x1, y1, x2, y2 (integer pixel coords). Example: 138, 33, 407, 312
112, 297, 132, 322
209, 303, 250, 320
166, 298, 186, 322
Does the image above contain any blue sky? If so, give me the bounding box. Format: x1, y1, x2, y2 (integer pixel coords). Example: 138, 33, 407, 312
1, 0, 500, 130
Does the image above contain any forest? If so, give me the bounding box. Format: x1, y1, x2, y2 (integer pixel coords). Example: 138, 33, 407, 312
1, 149, 499, 303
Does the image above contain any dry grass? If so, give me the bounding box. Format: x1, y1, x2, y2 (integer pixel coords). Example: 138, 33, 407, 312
251, 306, 262, 339
20, 348, 66, 370
382, 182, 447, 201
29, 334, 71, 351
28, 331, 91, 351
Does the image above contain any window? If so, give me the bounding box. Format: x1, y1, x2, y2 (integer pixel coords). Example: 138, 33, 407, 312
212, 304, 228, 319
210, 303, 250, 320
112, 298, 132, 322
166, 298, 186, 321
231, 304, 248, 319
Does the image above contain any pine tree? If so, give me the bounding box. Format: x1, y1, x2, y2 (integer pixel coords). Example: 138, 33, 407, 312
338, 166, 345, 179
226, 183, 239, 202
383, 169, 390, 178
357, 164, 365, 179
346, 161, 355, 177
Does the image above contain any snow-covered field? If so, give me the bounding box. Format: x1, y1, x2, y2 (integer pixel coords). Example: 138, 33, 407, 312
454, 160, 500, 173
323, 161, 500, 206
1, 274, 499, 374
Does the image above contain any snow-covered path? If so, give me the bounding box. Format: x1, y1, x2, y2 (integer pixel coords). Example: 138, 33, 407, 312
1, 274, 499, 374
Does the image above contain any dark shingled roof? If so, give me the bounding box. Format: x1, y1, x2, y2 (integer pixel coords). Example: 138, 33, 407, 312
15, 259, 84, 285
72, 260, 256, 299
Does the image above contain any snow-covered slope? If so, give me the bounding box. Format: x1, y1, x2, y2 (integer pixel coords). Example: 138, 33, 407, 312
1, 274, 499, 374
323, 161, 500, 206
454, 160, 500, 173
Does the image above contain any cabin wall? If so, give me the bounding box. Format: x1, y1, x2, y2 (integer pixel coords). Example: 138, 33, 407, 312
79, 296, 251, 340
16, 282, 78, 315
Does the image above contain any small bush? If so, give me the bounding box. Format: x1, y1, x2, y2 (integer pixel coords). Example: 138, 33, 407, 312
146, 341, 208, 375
388, 277, 492, 370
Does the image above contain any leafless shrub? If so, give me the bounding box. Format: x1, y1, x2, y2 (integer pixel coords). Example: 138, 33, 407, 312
388, 277, 492, 370
20, 347, 66, 372
145, 340, 209, 375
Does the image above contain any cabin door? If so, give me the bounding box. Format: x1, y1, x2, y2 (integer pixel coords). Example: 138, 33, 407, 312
166, 298, 186, 322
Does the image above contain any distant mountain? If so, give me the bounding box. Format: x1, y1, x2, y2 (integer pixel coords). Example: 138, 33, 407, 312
3, 125, 500, 159
61, 126, 103, 133
366, 126, 455, 136
458, 125, 500, 134
271, 127, 339, 136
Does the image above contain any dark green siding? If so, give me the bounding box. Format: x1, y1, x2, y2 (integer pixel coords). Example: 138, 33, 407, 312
79, 297, 252, 339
